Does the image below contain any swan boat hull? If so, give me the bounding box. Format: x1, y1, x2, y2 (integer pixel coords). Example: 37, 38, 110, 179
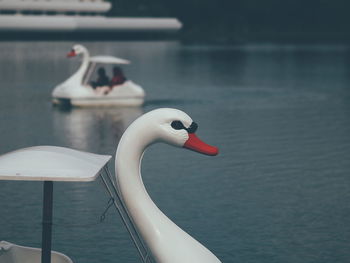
52, 80, 145, 107
0, 241, 73, 263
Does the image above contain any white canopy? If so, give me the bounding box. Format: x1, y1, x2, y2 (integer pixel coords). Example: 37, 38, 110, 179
0, 146, 111, 182
89, 55, 130, 65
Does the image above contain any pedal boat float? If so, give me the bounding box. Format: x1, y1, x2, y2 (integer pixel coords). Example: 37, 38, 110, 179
52, 44, 145, 107
0, 109, 221, 263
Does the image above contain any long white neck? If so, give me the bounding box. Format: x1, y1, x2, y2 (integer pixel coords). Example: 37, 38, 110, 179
65, 49, 90, 86
115, 122, 221, 263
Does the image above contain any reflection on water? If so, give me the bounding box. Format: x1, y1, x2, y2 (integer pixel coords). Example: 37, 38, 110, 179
0, 41, 350, 263
52, 106, 143, 152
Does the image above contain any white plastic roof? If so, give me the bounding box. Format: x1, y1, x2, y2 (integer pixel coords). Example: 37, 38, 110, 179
90, 55, 130, 65
0, 146, 111, 182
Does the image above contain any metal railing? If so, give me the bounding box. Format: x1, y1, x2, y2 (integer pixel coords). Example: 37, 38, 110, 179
100, 166, 154, 263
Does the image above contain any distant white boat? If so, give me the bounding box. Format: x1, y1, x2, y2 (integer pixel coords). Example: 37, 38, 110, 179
0, 0, 182, 33
52, 44, 145, 107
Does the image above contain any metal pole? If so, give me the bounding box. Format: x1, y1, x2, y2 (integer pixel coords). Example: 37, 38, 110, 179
104, 168, 149, 255
41, 181, 53, 263
99, 174, 149, 262
103, 167, 152, 262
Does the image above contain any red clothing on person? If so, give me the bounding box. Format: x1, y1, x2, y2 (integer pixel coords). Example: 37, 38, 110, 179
110, 75, 126, 86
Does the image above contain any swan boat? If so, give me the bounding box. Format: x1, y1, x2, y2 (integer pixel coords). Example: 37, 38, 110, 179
52, 44, 145, 107
0, 108, 220, 263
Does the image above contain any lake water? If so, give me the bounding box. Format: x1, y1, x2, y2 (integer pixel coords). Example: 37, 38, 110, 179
0, 41, 350, 263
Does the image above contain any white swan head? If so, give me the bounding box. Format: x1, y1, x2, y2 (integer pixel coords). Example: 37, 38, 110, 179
127, 108, 218, 156
66, 44, 88, 58
116, 108, 220, 263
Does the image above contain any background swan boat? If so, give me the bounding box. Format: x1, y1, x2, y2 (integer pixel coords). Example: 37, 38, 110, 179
52, 44, 145, 107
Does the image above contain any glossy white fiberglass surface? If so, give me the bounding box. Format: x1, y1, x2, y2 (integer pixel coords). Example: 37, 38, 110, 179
115, 108, 221, 263
0, 146, 111, 181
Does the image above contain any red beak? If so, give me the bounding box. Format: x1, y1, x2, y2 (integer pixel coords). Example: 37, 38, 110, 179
183, 133, 218, 156
67, 51, 76, 57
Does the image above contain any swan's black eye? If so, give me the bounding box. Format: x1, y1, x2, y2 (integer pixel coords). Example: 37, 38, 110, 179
171, 121, 198, 133
171, 120, 185, 130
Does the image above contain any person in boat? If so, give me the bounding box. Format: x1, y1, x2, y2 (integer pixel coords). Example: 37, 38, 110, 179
110, 66, 127, 87
91, 67, 110, 89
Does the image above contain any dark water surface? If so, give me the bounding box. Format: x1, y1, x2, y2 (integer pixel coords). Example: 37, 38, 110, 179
0, 41, 350, 263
